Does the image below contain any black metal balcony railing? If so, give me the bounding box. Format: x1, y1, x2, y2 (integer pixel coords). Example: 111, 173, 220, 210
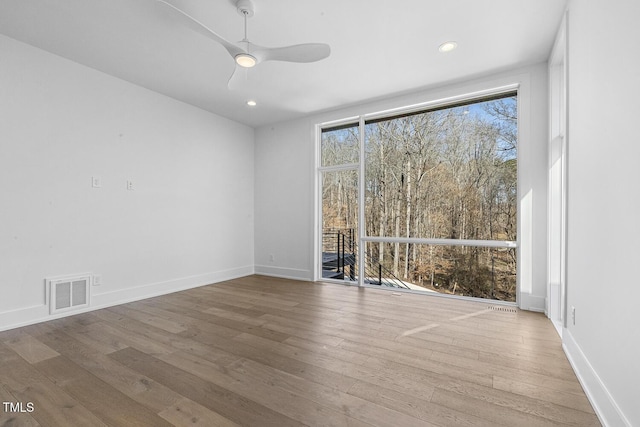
322, 228, 409, 290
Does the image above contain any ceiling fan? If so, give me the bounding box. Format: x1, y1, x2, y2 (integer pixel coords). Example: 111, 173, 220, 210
155, 0, 331, 87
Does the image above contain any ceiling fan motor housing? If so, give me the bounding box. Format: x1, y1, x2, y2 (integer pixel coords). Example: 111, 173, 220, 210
236, 0, 254, 17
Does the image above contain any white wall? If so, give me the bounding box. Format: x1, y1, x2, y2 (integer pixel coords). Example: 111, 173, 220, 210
254, 119, 316, 280
0, 35, 255, 330
563, 1, 640, 425
254, 64, 549, 311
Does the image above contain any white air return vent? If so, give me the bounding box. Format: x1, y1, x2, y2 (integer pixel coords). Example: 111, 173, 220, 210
47, 274, 91, 315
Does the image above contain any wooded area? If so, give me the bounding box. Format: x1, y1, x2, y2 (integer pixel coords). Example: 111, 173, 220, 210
321, 95, 517, 301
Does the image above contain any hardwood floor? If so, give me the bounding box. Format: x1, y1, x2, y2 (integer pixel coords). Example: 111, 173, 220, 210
0, 275, 600, 426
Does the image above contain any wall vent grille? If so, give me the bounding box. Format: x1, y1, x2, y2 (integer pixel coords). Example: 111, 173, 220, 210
47, 274, 91, 315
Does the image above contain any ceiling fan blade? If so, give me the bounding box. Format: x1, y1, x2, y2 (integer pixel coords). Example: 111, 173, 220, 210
252, 43, 331, 64
227, 65, 245, 90
155, 0, 243, 58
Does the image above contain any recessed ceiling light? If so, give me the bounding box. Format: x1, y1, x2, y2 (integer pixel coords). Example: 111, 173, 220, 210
439, 41, 458, 53
247, 100, 257, 107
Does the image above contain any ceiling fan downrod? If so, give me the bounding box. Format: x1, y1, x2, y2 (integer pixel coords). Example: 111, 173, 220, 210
234, 0, 256, 67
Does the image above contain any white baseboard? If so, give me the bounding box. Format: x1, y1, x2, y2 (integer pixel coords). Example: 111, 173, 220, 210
0, 265, 254, 332
563, 328, 631, 427
550, 318, 562, 338
253, 265, 312, 281
0, 304, 51, 332
519, 292, 545, 312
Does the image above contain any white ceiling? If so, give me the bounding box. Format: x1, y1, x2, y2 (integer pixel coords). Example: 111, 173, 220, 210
0, 0, 567, 128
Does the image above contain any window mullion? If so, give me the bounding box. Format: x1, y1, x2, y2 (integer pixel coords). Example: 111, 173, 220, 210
358, 115, 366, 287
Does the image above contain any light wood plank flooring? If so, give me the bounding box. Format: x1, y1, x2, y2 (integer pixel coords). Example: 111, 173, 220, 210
0, 275, 600, 426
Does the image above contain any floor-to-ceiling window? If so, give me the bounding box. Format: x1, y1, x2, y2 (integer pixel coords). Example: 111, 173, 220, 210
319, 122, 360, 282
318, 90, 519, 302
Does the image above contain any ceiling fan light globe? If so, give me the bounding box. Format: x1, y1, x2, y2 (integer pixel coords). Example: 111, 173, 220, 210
235, 53, 257, 68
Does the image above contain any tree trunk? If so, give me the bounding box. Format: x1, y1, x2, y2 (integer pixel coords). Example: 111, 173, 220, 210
393, 194, 401, 277
404, 156, 411, 279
